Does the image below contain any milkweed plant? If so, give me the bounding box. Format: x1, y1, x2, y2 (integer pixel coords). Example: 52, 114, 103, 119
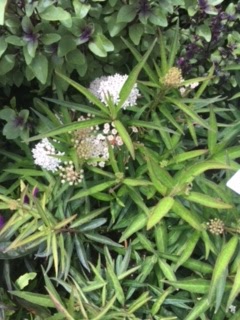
1, 25, 240, 320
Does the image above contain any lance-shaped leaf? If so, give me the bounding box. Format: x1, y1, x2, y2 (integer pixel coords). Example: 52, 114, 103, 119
119, 213, 147, 242
70, 180, 116, 201
185, 296, 209, 320
106, 261, 125, 305
208, 236, 238, 303
25, 117, 107, 142
174, 231, 200, 271
9, 291, 55, 308
208, 106, 218, 155
166, 97, 210, 129
117, 38, 157, 111
172, 200, 203, 230
184, 192, 232, 209
175, 161, 231, 185
147, 197, 174, 230
227, 263, 240, 310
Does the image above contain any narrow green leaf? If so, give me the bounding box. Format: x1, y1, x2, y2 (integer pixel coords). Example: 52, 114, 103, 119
147, 197, 174, 230
184, 192, 232, 209
159, 29, 168, 75
25, 118, 107, 142
70, 180, 116, 201
158, 259, 177, 281
227, 263, 240, 309
117, 38, 157, 110
166, 97, 210, 129
123, 178, 152, 187
172, 200, 203, 230
119, 213, 147, 242
168, 20, 179, 68
106, 262, 125, 305
208, 236, 238, 303
152, 287, 173, 315
92, 295, 117, 320
85, 233, 122, 247
121, 37, 158, 84
174, 231, 200, 270
9, 291, 55, 308
128, 292, 151, 314
175, 161, 231, 185
185, 296, 209, 320
164, 278, 211, 294
208, 106, 218, 154
168, 150, 208, 165
113, 120, 135, 159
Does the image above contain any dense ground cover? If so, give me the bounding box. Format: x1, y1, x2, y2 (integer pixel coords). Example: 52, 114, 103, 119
0, 0, 240, 319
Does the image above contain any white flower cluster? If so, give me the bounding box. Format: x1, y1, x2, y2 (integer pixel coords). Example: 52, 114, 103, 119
32, 138, 64, 172
89, 74, 140, 109
59, 161, 84, 185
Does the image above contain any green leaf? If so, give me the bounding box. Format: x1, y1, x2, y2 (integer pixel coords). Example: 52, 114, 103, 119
40, 6, 71, 21
185, 296, 209, 320
227, 263, 240, 309
0, 0, 8, 25
129, 24, 144, 45
85, 233, 122, 247
175, 161, 231, 185
149, 8, 168, 27
168, 20, 179, 68
58, 35, 76, 57
30, 54, 48, 84
117, 37, 157, 111
197, 24, 212, 42
41, 33, 61, 45
119, 213, 147, 242
70, 180, 116, 201
25, 117, 107, 142
0, 36, 8, 57
106, 262, 125, 305
172, 200, 203, 230
174, 231, 200, 271
164, 278, 211, 294
147, 197, 174, 230
117, 5, 137, 23
0, 108, 15, 121
9, 291, 55, 308
114, 120, 135, 159
166, 97, 210, 129
0, 54, 15, 75
208, 236, 238, 303
16, 273, 37, 290
184, 192, 232, 209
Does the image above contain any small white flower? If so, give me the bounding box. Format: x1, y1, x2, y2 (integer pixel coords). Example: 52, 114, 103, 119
179, 87, 186, 96
32, 138, 64, 172
229, 305, 236, 314
131, 126, 138, 133
89, 74, 140, 109
190, 82, 199, 89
